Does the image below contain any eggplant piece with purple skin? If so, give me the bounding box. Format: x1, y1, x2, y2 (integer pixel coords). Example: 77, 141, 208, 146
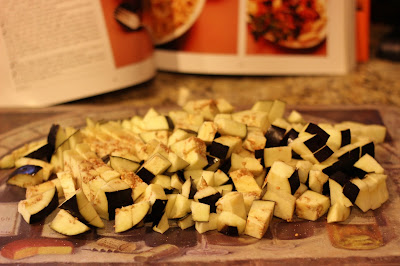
217, 211, 246, 236
209, 141, 229, 159
136, 167, 155, 184
255, 149, 264, 166
304, 123, 330, 142
265, 125, 286, 148
145, 199, 167, 225
59, 189, 104, 228
343, 182, 360, 204
313, 145, 334, 163
280, 128, 299, 146
106, 188, 133, 220
304, 135, 326, 153
165, 116, 175, 130
330, 171, 351, 186
24, 143, 53, 162
339, 147, 361, 166
218, 159, 232, 175
18, 187, 58, 224
7, 165, 44, 188
194, 187, 222, 213
22, 124, 64, 163
329, 170, 360, 203
340, 129, 351, 147
289, 170, 301, 195
361, 141, 375, 158
182, 177, 198, 199
203, 155, 221, 171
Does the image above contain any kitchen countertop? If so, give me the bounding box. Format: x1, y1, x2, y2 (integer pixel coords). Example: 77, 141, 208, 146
69, 59, 400, 108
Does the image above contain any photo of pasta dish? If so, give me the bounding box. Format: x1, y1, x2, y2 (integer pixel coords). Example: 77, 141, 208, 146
247, 0, 327, 49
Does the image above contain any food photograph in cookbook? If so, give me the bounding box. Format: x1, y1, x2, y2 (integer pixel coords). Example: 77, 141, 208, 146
100, 0, 154, 68
247, 0, 327, 55
153, 0, 238, 54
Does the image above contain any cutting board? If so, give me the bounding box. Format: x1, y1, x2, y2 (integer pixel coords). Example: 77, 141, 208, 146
0, 104, 399, 265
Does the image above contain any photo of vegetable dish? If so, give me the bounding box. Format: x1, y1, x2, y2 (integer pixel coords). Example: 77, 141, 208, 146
247, 0, 327, 49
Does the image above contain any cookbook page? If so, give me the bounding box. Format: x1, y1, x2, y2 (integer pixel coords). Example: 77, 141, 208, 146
150, 0, 356, 75
0, 0, 155, 107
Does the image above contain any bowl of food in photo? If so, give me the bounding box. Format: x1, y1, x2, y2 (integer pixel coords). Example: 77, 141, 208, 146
147, 0, 206, 45
247, 0, 327, 49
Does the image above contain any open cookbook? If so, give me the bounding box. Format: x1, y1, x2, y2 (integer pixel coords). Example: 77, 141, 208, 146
0, 0, 359, 107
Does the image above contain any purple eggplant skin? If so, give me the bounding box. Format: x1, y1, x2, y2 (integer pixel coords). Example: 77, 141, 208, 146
145, 199, 167, 225
198, 192, 222, 213
289, 170, 300, 195
255, 149, 264, 166
340, 129, 351, 148
58, 194, 90, 226
343, 182, 360, 204
219, 225, 239, 237
105, 188, 133, 220
29, 188, 59, 224
188, 178, 197, 200
25, 143, 53, 162
47, 124, 60, 150
304, 135, 326, 153
281, 128, 299, 146
265, 125, 286, 148
313, 145, 334, 163
9, 165, 43, 179
330, 171, 351, 187
305, 123, 330, 143
209, 141, 229, 160
136, 167, 155, 184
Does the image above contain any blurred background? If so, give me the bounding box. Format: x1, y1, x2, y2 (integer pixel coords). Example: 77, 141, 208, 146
66, 0, 400, 109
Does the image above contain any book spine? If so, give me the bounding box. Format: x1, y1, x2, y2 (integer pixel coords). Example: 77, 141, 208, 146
356, 0, 371, 62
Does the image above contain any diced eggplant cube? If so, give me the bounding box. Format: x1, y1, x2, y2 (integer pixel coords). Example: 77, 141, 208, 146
350, 166, 368, 179
304, 135, 326, 153
330, 171, 351, 187
203, 155, 221, 171
280, 128, 299, 146
59, 194, 87, 225
322, 181, 330, 196
209, 141, 229, 159
218, 159, 232, 175
25, 143, 53, 162
305, 123, 330, 142
255, 149, 264, 166
342, 182, 360, 204
136, 167, 155, 184
196, 188, 222, 213
313, 145, 333, 163
8, 165, 44, 188
18, 187, 58, 224
165, 116, 175, 130
289, 170, 301, 195
322, 160, 344, 176
340, 129, 351, 147
338, 147, 361, 166
361, 141, 375, 158
106, 188, 133, 220
220, 226, 239, 237
265, 125, 286, 148
146, 199, 167, 225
